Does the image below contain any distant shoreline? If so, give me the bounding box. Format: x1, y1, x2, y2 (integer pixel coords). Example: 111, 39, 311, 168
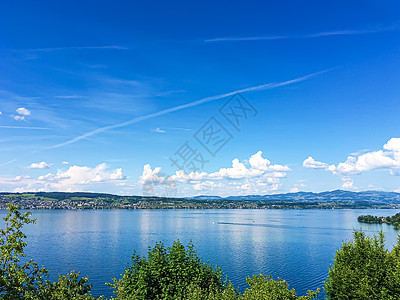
1, 191, 400, 210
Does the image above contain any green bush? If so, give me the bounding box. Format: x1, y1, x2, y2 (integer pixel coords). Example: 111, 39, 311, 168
324, 230, 400, 299
108, 240, 227, 299
242, 275, 319, 300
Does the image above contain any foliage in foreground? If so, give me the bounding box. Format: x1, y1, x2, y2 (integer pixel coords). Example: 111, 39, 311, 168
241, 275, 319, 300
324, 230, 400, 299
107, 240, 226, 299
108, 242, 319, 300
0, 204, 99, 299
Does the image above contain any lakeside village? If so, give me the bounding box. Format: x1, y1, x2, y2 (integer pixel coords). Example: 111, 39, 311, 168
1, 192, 400, 210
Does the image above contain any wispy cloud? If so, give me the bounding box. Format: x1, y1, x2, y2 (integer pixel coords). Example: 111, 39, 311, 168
165, 127, 192, 131
205, 25, 398, 43
20, 45, 129, 52
153, 128, 166, 133
54, 95, 85, 99
156, 90, 186, 97
47, 68, 335, 150
0, 159, 17, 167
0, 126, 50, 130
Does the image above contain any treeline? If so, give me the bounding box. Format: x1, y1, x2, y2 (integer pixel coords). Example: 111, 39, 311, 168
2, 204, 400, 299
358, 212, 400, 228
2, 192, 400, 210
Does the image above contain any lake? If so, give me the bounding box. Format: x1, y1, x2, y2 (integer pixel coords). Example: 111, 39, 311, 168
1, 209, 400, 298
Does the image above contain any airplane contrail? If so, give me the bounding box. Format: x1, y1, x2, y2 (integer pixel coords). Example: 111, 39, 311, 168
0, 126, 49, 130
0, 159, 17, 167
47, 68, 335, 150
205, 26, 398, 42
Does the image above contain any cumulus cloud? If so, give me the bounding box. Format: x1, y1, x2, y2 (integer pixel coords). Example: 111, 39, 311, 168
304, 138, 400, 176
0, 175, 30, 184
139, 164, 177, 196
62, 161, 69, 165
169, 151, 290, 182
303, 138, 400, 190
249, 151, 291, 171
139, 164, 164, 185
220, 153, 290, 179
16, 107, 31, 116
27, 161, 51, 169
39, 163, 125, 187
303, 156, 329, 169
140, 151, 291, 196
193, 181, 223, 191
13, 107, 32, 121
0, 163, 126, 192
341, 177, 354, 190
289, 182, 307, 193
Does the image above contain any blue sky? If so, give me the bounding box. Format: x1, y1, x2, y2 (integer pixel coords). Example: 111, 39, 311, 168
0, 0, 400, 196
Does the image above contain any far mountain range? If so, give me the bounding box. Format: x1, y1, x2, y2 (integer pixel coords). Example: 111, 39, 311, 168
192, 190, 400, 203
1, 190, 400, 210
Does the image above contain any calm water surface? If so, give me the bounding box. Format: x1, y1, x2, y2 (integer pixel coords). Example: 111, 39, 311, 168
1, 209, 399, 298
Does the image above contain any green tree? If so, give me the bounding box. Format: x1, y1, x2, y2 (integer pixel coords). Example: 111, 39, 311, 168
40, 272, 101, 300
0, 204, 97, 300
0, 204, 48, 299
242, 275, 319, 300
108, 240, 227, 299
184, 283, 238, 300
324, 230, 400, 300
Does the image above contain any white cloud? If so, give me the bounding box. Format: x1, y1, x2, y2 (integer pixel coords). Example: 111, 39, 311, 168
0, 175, 29, 184
139, 164, 176, 196
303, 156, 329, 169
303, 138, 400, 191
168, 151, 290, 183
193, 181, 223, 191
305, 138, 400, 176
153, 128, 166, 133
289, 182, 306, 193
36, 163, 126, 191
62, 161, 69, 165
110, 168, 124, 180
238, 183, 251, 190
16, 107, 31, 116
27, 161, 51, 169
0, 163, 126, 192
13, 115, 26, 121
141, 151, 291, 196
249, 151, 291, 171
139, 164, 164, 185
341, 177, 354, 190
0, 111, 2, 115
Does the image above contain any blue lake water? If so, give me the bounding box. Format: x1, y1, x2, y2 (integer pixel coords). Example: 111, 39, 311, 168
1, 209, 400, 298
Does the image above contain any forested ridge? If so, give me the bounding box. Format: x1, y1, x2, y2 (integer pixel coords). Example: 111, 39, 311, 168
1, 191, 400, 210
